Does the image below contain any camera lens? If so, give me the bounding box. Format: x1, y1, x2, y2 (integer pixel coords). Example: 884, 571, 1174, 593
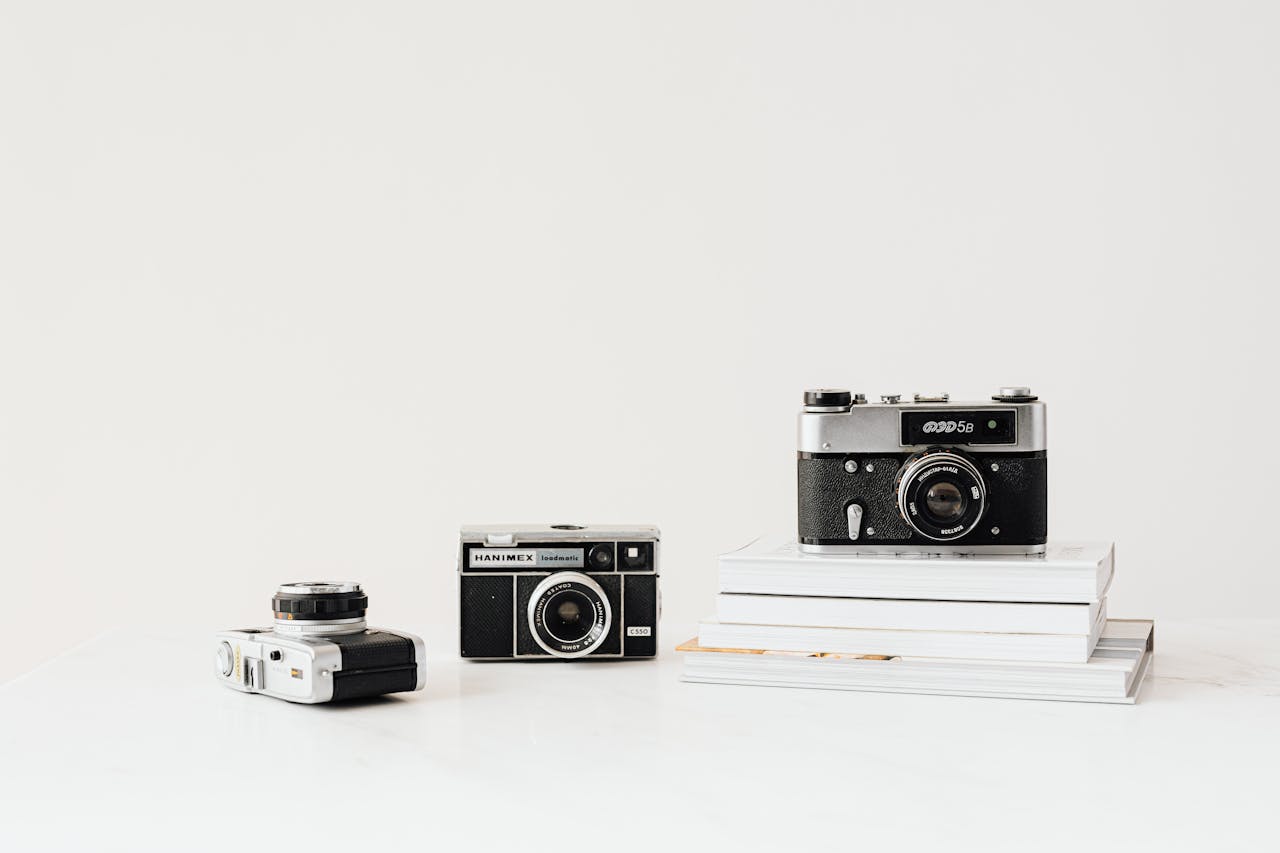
588, 543, 614, 570
557, 598, 583, 624
924, 481, 967, 523
272, 582, 369, 635
894, 450, 987, 542
545, 591, 595, 643
527, 572, 612, 658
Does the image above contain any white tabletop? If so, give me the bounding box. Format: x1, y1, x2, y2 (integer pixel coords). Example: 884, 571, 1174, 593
2, 619, 1276, 852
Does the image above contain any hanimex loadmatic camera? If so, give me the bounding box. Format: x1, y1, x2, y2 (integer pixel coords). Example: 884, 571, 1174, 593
459, 525, 660, 660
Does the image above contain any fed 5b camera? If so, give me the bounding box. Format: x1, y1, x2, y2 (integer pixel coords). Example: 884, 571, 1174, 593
797, 387, 1047, 555
459, 525, 660, 660
214, 582, 425, 704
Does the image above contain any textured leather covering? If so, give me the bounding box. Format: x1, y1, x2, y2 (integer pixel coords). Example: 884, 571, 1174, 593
331, 667, 418, 701
798, 453, 1047, 546
460, 575, 515, 658
622, 575, 658, 657
329, 630, 414, 669
328, 630, 418, 701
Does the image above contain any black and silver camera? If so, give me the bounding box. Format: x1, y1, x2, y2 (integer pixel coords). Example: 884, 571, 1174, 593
214, 582, 425, 703
459, 525, 660, 660
797, 387, 1047, 555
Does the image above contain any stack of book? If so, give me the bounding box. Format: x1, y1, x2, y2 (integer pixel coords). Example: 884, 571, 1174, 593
678, 537, 1154, 703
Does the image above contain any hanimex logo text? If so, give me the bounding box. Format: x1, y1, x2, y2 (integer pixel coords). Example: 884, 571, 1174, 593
470, 550, 535, 565
468, 547, 585, 569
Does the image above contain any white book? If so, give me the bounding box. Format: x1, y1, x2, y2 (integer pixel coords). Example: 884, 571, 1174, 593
716, 593, 1102, 635
719, 537, 1114, 604
679, 619, 1154, 704
698, 600, 1106, 663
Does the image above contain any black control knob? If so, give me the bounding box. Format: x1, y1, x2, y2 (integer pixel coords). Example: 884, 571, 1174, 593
804, 389, 853, 409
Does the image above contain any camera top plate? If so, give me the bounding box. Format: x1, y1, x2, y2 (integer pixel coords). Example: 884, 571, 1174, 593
458, 525, 661, 575
798, 390, 1046, 455
459, 524, 660, 546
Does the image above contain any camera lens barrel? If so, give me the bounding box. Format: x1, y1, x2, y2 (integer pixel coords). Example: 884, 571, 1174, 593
527, 572, 611, 659
894, 449, 987, 542
272, 582, 369, 634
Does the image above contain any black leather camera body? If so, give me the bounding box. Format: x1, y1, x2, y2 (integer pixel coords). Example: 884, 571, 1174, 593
798, 388, 1047, 555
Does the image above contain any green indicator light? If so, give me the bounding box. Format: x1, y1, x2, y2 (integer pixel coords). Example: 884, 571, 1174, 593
987, 419, 998, 429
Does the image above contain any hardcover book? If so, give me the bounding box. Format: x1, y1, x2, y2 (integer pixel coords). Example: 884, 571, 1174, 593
679, 619, 1154, 704
716, 593, 1102, 635
718, 537, 1114, 604
698, 600, 1107, 663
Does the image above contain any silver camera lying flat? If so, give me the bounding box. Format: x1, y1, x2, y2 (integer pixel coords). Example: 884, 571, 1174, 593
214, 582, 425, 704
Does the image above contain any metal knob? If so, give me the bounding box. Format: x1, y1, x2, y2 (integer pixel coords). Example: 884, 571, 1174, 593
804, 389, 853, 412
216, 642, 234, 677
992, 386, 1038, 402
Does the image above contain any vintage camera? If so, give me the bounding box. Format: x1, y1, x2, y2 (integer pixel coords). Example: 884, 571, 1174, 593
459, 524, 660, 660
214, 582, 425, 704
798, 387, 1047, 555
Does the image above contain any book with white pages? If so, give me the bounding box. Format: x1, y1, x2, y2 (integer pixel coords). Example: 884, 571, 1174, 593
678, 619, 1154, 704
698, 599, 1107, 663
719, 537, 1114, 604
716, 593, 1103, 635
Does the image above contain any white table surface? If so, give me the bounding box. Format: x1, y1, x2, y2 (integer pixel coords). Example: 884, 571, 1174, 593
2, 619, 1277, 852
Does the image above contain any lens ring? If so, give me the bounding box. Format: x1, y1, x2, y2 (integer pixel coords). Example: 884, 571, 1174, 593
277, 582, 362, 596
894, 449, 987, 541
272, 581, 369, 635
527, 572, 612, 659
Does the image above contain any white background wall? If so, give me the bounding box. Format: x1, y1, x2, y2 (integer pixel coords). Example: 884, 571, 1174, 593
1, 1, 1276, 683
